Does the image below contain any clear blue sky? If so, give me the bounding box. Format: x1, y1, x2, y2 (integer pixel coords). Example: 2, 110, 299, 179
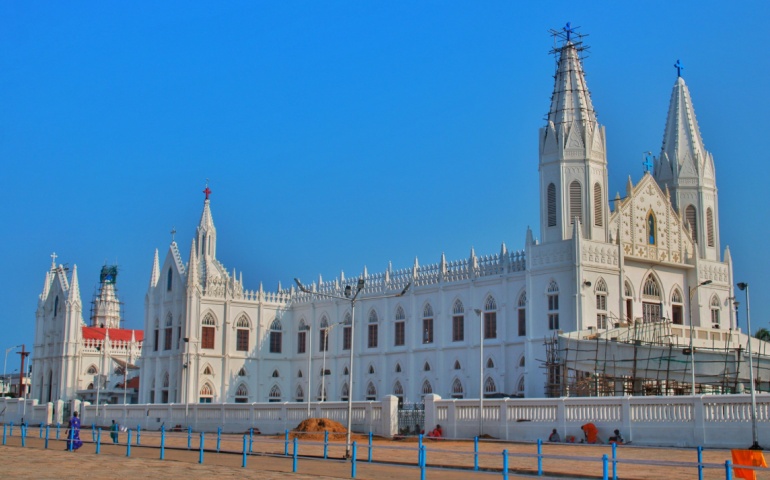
2, 2, 768, 375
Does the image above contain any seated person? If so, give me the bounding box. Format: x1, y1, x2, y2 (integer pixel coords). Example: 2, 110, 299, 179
581, 423, 602, 444
427, 424, 443, 438
608, 429, 624, 444
548, 428, 561, 442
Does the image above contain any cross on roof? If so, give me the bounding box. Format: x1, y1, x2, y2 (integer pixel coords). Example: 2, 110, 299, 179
170, 227, 176, 242
203, 184, 211, 200
674, 59, 684, 77
50, 252, 58, 269
563, 22, 574, 42
643, 152, 654, 173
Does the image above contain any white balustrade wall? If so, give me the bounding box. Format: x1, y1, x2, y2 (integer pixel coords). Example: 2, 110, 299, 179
3, 393, 768, 448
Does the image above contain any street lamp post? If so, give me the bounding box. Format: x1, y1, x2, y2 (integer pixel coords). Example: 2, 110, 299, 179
688, 279, 712, 394
474, 309, 484, 437
737, 282, 762, 450
183, 338, 200, 425
95, 344, 107, 418
295, 277, 410, 458
303, 323, 312, 417
3, 345, 22, 396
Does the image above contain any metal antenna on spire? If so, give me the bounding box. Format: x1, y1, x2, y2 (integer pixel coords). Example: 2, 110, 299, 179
548, 22, 589, 56
674, 59, 684, 77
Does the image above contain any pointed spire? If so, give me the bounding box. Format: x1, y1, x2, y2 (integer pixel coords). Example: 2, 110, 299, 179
187, 239, 198, 287
526, 226, 534, 246
149, 249, 160, 288
68, 264, 81, 304
548, 40, 597, 126
659, 76, 709, 179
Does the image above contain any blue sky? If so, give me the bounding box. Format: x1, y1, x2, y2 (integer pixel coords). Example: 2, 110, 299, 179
2, 2, 768, 374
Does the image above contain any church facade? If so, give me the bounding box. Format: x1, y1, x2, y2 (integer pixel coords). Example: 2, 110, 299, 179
138, 33, 734, 405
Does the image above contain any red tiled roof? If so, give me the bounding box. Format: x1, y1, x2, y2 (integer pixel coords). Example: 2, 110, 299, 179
117, 376, 140, 389
82, 327, 144, 342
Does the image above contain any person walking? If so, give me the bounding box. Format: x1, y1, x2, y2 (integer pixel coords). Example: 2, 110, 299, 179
66, 412, 83, 451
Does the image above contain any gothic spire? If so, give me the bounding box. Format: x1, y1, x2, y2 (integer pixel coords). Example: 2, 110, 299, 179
547, 38, 597, 127
68, 264, 81, 305
149, 248, 160, 288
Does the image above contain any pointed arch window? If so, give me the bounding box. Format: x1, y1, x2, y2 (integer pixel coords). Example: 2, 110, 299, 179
319, 316, 330, 352
366, 382, 377, 401
317, 384, 327, 402
238, 367, 247, 377
486, 358, 495, 368
395, 363, 402, 373
711, 296, 721, 329
671, 288, 684, 325
297, 370, 303, 378
454, 360, 462, 370
569, 181, 583, 225
483, 296, 497, 339
163, 313, 173, 350
422, 303, 434, 344
686, 205, 698, 244
594, 183, 603, 227
517, 377, 526, 394
451, 379, 464, 399
234, 384, 248, 403
167, 268, 173, 291
547, 183, 557, 227
236, 315, 250, 352
269, 385, 282, 402
595, 278, 608, 329
203, 364, 213, 375
452, 300, 465, 342
343, 313, 352, 350
201, 313, 216, 349
199, 382, 214, 404
394, 306, 406, 347
642, 275, 662, 323
519, 356, 526, 367
269, 319, 283, 354
367, 310, 379, 349
54, 295, 59, 318
624, 280, 634, 324
517, 292, 527, 336
422, 380, 433, 396
368, 364, 375, 375
161, 372, 170, 403
295, 385, 305, 402
548, 281, 560, 330
423, 361, 431, 372
272, 369, 280, 378
394, 381, 404, 399
706, 208, 715, 247
647, 213, 656, 245
87, 365, 98, 375
297, 319, 307, 354
341, 383, 349, 402
484, 377, 497, 395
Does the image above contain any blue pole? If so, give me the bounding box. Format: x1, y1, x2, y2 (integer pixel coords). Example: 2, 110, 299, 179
187, 426, 192, 450
39, 422, 43, 438
67, 427, 73, 451
418, 434, 424, 466
2, 424, 5, 445
160, 425, 165, 460
126, 430, 132, 457
20, 425, 25, 447
420, 445, 426, 480
284, 429, 289, 456
249, 428, 254, 453
698, 446, 704, 480
351, 441, 357, 479
602, 454, 608, 480
199, 432, 204, 464
137, 425, 141, 445
612, 441, 617, 480
503, 449, 509, 480
368, 432, 373, 463
323, 430, 329, 459
725, 460, 733, 480
96, 429, 101, 454
217, 427, 221, 453
537, 438, 543, 476
45, 424, 49, 449
242, 435, 248, 468
292, 437, 298, 473
474, 436, 479, 471
56, 423, 60, 440
92, 423, 96, 443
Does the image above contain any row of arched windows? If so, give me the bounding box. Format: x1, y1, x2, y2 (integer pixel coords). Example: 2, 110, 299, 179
546, 182, 603, 227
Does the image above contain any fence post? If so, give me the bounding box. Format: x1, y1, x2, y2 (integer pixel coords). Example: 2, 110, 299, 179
602, 454, 608, 480
351, 441, 357, 479
96, 429, 101, 454
187, 426, 192, 450
612, 442, 617, 480
92, 423, 96, 443
368, 432, 373, 463
242, 435, 247, 468
292, 437, 298, 473
20, 425, 25, 447
537, 438, 543, 476
323, 430, 329, 459
284, 429, 289, 456
725, 460, 733, 480
502, 449, 509, 480
45, 424, 49, 449
2, 424, 5, 445
418, 434, 424, 466
137, 425, 141, 446
160, 424, 166, 460
39, 422, 43, 438
697, 446, 704, 480
474, 436, 479, 471
68, 427, 73, 451
199, 432, 204, 464
126, 430, 132, 457
217, 427, 222, 453
56, 423, 60, 440
420, 445, 427, 480
249, 428, 254, 453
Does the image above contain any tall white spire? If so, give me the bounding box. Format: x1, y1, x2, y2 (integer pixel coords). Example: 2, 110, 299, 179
547, 41, 597, 127
196, 183, 217, 260
149, 248, 160, 288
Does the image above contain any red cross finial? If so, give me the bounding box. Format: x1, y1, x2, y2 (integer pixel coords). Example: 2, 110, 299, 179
203, 185, 211, 200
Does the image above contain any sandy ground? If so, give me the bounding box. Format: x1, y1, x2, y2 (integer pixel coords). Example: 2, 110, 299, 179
1, 429, 767, 479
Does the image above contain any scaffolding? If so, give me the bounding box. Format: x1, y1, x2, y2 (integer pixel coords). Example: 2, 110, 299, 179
542, 320, 770, 397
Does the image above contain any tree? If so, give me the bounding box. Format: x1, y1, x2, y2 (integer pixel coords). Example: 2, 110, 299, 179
755, 328, 770, 342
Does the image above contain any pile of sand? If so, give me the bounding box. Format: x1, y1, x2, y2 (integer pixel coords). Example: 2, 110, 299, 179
291, 418, 348, 440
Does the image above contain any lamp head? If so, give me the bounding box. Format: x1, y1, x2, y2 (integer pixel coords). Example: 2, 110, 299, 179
344, 285, 352, 298
398, 282, 412, 296
356, 278, 365, 292
700, 280, 713, 286
737, 282, 748, 291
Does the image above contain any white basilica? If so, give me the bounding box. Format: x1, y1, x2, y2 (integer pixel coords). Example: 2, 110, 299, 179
137, 32, 736, 405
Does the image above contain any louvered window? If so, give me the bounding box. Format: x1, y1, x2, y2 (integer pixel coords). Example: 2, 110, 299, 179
547, 183, 557, 227
685, 205, 697, 243
706, 208, 714, 247
569, 181, 582, 224
594, 183, 603, 226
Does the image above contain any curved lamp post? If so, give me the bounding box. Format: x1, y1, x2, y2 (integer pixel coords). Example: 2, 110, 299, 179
688, 279, 712, 393
737, 282, 762, 450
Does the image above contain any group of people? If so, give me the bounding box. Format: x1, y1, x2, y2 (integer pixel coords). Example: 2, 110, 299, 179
64, 412, 123, 451
547, 424, 625, 445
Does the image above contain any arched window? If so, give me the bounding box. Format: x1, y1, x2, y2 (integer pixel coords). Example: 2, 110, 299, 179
647, 212, 656, 245
454, 360, 462, 370
422, 303, 434, 344
547, 183, 557, 227
319, 316, 330, 352
238, 367, 246, 377
271, 369, 280, 378
685, 205, 697, 244
671, 288, 684, 325
569, 181, 582, 225
269, 385, 282, 402
234, 384, 248, 403
236, 315, 250, 352
624, 280, 634, 324
367, 310, 379, 349
706, 208, 715, 247
343, 313, 352, 351
54, 295, 59, 318
269, 319, 283, 354
483, 295, 497, 339
642, 275, 662, 323
297, 319, 308, 354
517, 291, 527, 336
595, 278, 608, 329
366, 382, 377, 401
711, 296, 721, 329
517, 377, 526, 394
594, 183, 603, 226
451, 379, 464, 399
297, 370, 303, 378
422, 380, 433, 396
395, 363, 402, 373
486, 358, 495, 368
343, 366, 349, 376
203, 364, 213, 375
199, 383, 213, 403
295, 385, 305, 402
484, 377, 497, 395
519, 356, 526, 367
317, 384, 327, 402
394, 381, 404, 398
87, 383, 94, 390
164, 313, 173, 351
548, 281, 559, 330
452, 299, 464, 342
368, 364, 375, 375
394, 306, 406, 346
341, 383, 349, 401
167, 268, 173, 291
423, 361, 431, 372
201, 313, 216, 349
87, 365, 98, 375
